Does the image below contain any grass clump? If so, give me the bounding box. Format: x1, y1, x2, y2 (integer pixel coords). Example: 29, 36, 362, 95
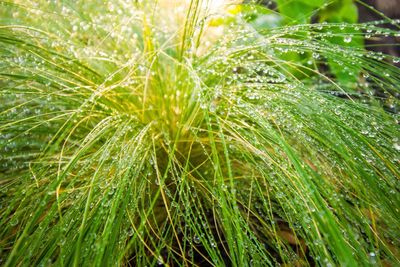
0, 0, 399, 266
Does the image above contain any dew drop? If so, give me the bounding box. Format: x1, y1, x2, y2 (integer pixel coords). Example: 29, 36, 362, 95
58, 238, 66, 246
193, 235, 201, 244
312, 53, 320, 59
343, 36, 352, 43
369, 252, 377, 264
393, 142, 400, 151
157, 256, 163, 265
128, 228, 134, 236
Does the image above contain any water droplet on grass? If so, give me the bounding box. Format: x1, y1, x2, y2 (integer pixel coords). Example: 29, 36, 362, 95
393, 143, 400, 151
193, 235, 201, 244
369, 252, 377, 263
128, 228, 134, 236
58, 238, 66, 246
343, 36, 352, 43
157, 256, 163, 265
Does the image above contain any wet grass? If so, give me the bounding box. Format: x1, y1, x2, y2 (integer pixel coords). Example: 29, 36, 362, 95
0, 0, 399, 266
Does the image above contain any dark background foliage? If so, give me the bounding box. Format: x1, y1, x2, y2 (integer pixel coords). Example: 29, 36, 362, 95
358, 0, 400, 63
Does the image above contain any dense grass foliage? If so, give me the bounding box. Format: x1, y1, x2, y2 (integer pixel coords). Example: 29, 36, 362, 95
0, 0, 399, 266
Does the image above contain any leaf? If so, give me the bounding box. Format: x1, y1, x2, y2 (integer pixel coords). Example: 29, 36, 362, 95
275, 0, 316, 24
